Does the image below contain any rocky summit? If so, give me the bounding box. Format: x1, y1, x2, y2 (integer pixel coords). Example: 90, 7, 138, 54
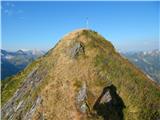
1, 29, 160, 120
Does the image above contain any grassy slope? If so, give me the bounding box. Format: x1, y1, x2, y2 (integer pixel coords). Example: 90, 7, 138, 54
87, 30, 160, 120
2, 29, 160, 120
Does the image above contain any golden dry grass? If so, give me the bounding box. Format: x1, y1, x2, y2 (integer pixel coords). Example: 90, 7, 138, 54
2, 29, 160, 120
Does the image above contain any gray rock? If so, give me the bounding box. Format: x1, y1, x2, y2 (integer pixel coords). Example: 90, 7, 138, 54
24, 96, 42, 120
76, 83, 89, 113
69, 41, 84, 58
80, 102, 88, 113
15, 100, 24, 111
77, 82, 87, 102
1, 67, 47, 120
100, 90, 112, 103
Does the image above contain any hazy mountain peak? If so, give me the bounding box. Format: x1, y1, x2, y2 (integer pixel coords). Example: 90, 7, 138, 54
16, 49, 25, 54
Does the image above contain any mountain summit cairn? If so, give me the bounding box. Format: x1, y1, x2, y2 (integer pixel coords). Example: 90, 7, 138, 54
2, 29, 160, 120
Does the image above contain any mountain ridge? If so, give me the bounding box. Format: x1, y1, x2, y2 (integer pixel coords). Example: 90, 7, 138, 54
122, 50, 160, 83
1, 49, 45, 80
1, 29, 160, 120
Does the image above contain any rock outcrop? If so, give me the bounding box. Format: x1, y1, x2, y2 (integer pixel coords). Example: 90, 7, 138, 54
2, 67, 47, 120
69, 41, 84, 58
76, 82, 88, 113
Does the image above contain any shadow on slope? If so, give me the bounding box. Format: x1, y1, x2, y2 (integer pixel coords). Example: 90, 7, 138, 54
93, 85, 125, 120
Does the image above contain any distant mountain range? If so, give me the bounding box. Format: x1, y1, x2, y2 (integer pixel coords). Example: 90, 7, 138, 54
122, 49, 160, 83
1, 49, 160, 84
1, 49, 46, 80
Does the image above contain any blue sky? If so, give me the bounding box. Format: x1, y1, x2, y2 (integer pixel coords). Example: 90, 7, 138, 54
1, 1, 159, 52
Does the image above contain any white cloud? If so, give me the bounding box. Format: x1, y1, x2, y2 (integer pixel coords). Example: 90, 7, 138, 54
2, 2, 24, 19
